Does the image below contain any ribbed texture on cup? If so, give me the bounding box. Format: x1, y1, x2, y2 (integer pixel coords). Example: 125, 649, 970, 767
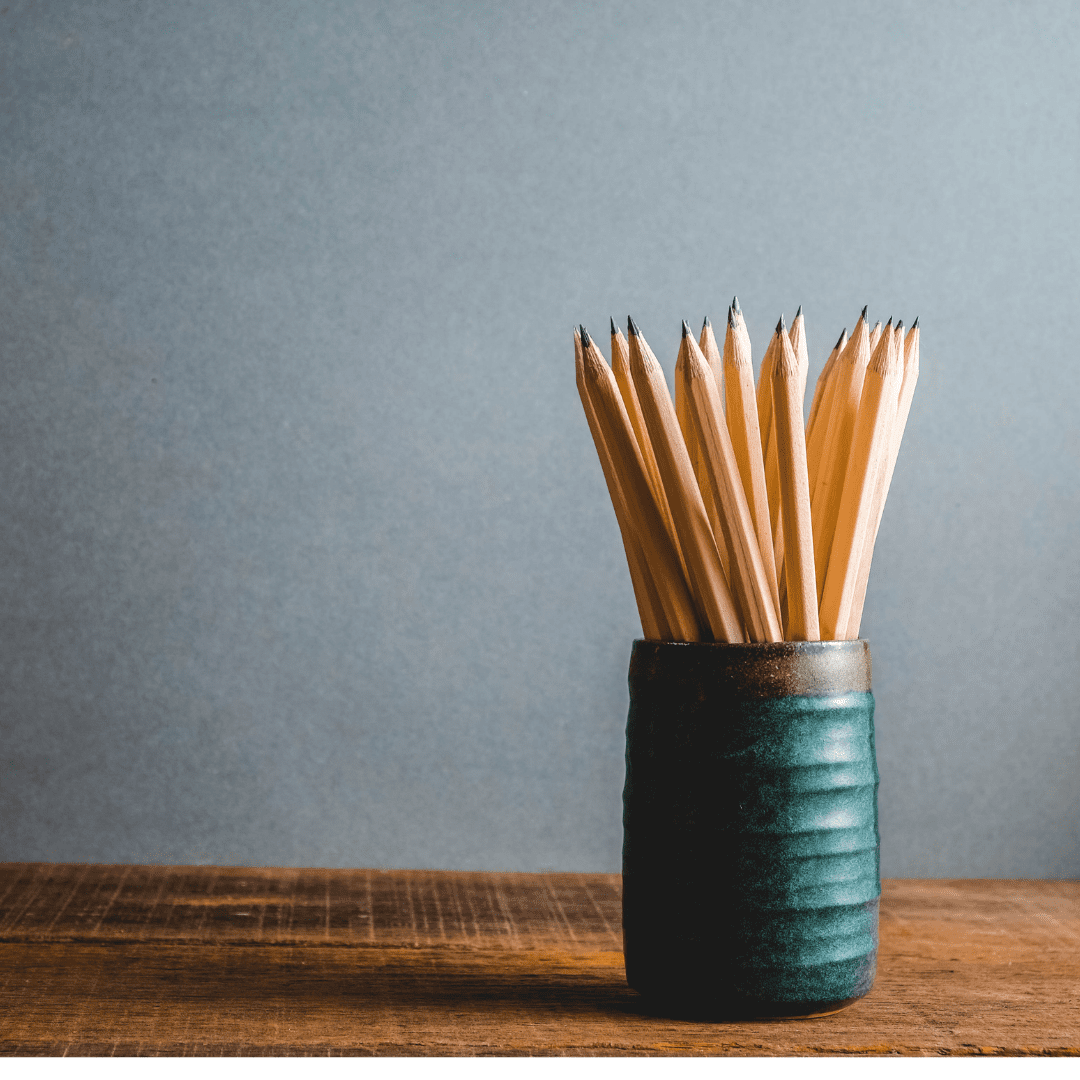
622, 639, 880, 1016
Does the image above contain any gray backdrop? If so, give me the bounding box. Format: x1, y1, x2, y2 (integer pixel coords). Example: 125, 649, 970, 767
1, 0, 1077, 877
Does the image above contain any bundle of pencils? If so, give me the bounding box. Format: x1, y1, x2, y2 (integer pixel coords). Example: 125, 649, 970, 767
575, 302, 919, 642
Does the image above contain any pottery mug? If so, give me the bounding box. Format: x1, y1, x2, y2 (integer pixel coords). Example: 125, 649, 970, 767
622, 638, 880, 1018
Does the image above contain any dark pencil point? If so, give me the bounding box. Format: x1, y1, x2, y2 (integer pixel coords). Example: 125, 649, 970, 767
610, 316, 617, 336
884, 317, 893, 329
835, 329, 846, 350
732, 295, 741, 314
702, 315, 710, 331
627, 315, 640, 337
896, 320, 904, 334
776, 315, 785, 335
727, 306, 735, 329
911, 316, 919, 330
682, 320, 692, 339
794, 304, 803, 319
579, 325, 592, 349
860, 305, 868, 322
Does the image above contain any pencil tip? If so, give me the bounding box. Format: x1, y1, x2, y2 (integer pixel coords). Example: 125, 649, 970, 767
627, 315, 640, 337
702, 315, 710, 330
579, 325, 592, 349
775, 315, 785, 335
896, 320, 904, 333
732, 295, 741, 314
682, 320, 692, 339
885, 316, 893, 328
794, 305, 802, 319
610, 316, 617, 336
860, 305, 868, 321
912, 316, 919, 330
835, 329, 846, 350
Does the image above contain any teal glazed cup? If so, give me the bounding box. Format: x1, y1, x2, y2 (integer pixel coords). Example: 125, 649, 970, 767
622, 639, 879, 1018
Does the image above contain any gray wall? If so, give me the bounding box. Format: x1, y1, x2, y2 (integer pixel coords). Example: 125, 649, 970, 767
1, 0, 1076, 876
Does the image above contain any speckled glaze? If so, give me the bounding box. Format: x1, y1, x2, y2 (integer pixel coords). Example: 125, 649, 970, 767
622, 639, 880, 1018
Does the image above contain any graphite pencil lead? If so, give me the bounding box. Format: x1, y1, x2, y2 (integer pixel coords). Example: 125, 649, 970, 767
610, 316, 617, 336
835, 329, 847, 350
775, 315, 785, 335
732, 296, 741, 314
885, 317, 893, 328
580, 325, 593, 349
727, 306, 736, 328
682, 320, 692, 338
794, 305, 803, 319
627, 315, 640, 337
702, 315, 710, 330
896, 320, 904, 333
912, 316, 919, 329
860, 305, 868, 321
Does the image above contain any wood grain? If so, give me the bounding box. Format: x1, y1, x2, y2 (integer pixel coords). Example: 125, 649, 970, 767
0, 865, 1077, 1056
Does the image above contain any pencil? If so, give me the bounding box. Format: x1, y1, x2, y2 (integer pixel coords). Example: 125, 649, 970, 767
681, 323, 782, 641
843, 317, 920, 638
819, 320, 903, 639
723, 304, 781, 616
628, 317, 744, 642
805, 328, 847, 492
771, 319, 819, 641
575, 329, 669, 640
610, 318, 681, 570
578, 326, 701, 640
699, 315, 725, 413
811, 309, 871, 602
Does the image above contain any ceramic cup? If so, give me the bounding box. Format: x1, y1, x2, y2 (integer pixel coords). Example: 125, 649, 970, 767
622, 638, 879, 1018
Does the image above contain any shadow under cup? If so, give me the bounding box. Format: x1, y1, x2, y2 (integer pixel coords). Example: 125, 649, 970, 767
622, 639, 880, 1019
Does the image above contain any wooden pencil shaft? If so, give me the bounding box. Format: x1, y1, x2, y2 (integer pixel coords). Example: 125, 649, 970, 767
611, 326, 681, 566
771, 329, 819, 641
684, 336, 782, 642
811, 317, 871, 602
759, 332, 784, 590
580, 334, 701, 641
790, 309, 810, 409
844, 323, 919, 638
805, 345, 841, 505
628, 325, 744, 642
674, 347, 722, 575
576, 334, 668, 640
699, 318, 725, 414
806, 331, 845, 460
723, 314, 781, 617
819, 326, 903, 640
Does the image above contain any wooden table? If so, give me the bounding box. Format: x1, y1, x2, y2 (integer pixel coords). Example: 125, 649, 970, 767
0, 864, 1076, 1056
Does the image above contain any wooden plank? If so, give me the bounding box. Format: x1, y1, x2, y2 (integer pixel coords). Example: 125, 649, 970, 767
0, 865, 1076, 1056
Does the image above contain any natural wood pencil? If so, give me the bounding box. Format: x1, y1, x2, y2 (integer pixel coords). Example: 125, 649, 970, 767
843, 317, 920, 639
682, 324, 782, 642
819, 320, 903, 639
675, 330, 724, 577
628, 317, 744, 642
723, 304, 781, 616
805, 328, 847, 490
578, 326, 701, 640
771, 320, 819, 641
674, 331, 719, 574
610, 318, 681, 568
789, 305, 810, 408
810, 309, 871, 602
699, 315, 725, 413
758, 330, 784, 589
768, 307, 810, 632
868, 320, 883, 353
575, 329, 669, 640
